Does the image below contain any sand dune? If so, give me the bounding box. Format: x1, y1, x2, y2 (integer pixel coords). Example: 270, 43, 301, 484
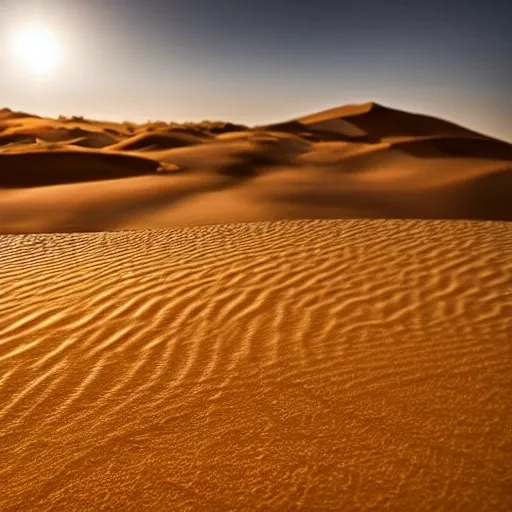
1, 103, 510, 509
0, 220, 510, 510
0, 102, 511, 232
297, 102, 491, 140
107, 130, 206, 152
0, 150, 162, 187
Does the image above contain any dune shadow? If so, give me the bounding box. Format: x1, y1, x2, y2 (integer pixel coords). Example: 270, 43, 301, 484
218, 150, 289, 178
392, 137, 512, 161
267, 168, 512, 222
111, 132, 203, 152
0, 134, 38, 146
449, 168, 512, 221
0, 151, 160, 187
262, 120, 380, 144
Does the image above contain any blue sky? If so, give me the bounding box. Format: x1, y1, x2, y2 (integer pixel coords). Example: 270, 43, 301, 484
1, 0, 510, 140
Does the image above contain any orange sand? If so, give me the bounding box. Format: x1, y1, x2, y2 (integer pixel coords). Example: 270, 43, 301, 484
1, 102, 511, 232
1, 103, 511, 510
1, 220, 511, 510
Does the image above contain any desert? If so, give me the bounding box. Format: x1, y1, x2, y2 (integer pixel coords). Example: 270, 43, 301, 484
1, 100, 511, 510
1, 102, 511, 232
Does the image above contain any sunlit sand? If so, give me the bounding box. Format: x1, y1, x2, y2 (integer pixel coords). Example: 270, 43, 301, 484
1, 102, 511, 232
1, 103, 511, 510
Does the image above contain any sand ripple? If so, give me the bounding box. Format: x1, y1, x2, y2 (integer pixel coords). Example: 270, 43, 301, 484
0, 220, 511, 510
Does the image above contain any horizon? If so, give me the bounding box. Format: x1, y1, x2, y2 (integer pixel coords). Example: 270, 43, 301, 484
1, 0, 510, 142
3, 100, 511, 144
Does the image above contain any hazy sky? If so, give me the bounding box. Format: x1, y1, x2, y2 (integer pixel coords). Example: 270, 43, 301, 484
1, 0, 510, 140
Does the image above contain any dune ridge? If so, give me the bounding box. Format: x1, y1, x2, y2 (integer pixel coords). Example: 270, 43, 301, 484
296, 102, 490, 139
1, 102, 511, 232
0, 219, 511, 510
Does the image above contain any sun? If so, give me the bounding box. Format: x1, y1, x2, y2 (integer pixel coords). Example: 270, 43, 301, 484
11, 25, 63, 76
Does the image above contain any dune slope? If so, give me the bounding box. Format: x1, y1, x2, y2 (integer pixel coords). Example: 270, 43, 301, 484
1, 103, 511, 232
0, 150, 162, 187
1, 220, 511, 511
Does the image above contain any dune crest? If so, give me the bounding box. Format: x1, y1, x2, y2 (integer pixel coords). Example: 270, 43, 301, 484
0, 101, 511, 231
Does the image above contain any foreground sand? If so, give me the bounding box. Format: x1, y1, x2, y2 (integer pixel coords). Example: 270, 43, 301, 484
1, 102, 511, 232
1, 219, 510, 511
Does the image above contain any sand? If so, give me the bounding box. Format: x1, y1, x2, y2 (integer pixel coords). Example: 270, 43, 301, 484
1, 102, 511, 232
1, 103, 511, 510
1, 220, 511, 511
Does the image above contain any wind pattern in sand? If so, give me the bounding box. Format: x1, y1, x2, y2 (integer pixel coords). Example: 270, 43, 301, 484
1, 220, 511, 510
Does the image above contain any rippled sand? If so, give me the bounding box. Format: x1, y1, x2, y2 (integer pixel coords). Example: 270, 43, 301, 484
1, 219, 511, 510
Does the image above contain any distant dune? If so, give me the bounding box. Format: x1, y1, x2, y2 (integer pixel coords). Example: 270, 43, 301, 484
0, 150, 162, 187
297, 102, 490, 139
0, 102, 511, 232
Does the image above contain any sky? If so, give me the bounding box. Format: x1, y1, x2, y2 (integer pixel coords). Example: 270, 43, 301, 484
0, 0, 511, 141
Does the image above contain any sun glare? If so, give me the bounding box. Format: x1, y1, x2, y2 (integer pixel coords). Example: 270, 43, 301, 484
11, 25, 62, 76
